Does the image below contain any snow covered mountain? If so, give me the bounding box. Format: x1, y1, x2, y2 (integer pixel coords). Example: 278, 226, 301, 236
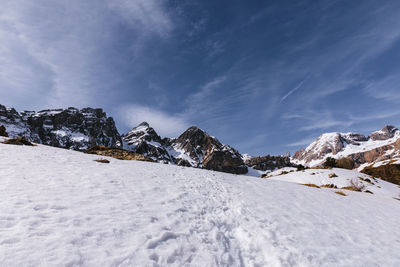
123, 123, 248, 174
122, 122, 172, 164
1, 136, 399, 266
0, 104, 121, 150
293, 125, 400, 167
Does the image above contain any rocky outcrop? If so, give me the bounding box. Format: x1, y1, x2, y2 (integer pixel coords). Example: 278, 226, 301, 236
0, 104, 121, 150
361, 162, 400, 185
0, 105, 31, 137
0, 125, 8, 137
244, 155, 294, 171
370, 125, 398, 141
203, 150, 248, 174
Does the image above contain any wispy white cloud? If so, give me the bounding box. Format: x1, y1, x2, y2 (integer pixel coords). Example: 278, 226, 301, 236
300, 119, 353, 131
349, 109, 400, 122
107, 0, 173, 36
0, 0, 173, 110
117, 104, 189, 137
362, 75, 400, 102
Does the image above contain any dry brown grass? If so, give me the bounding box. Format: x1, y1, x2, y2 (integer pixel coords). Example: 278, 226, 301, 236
320, 184, 338, 188
86, 146, 154, 162
359, 177, 374, 185
301, 183, 320, 188
335, 191, 347, 196
341, 186, 361, 192
311, 166, 332, 170
3, 137, 35, 146
328, 173, 338, 178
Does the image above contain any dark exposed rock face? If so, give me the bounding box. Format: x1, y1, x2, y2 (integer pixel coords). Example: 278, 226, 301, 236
0, 105, 31, 137
203, 150, 248, 174
171, 126, 248, 174
244, 155, 294, 171
370, 125, 398, 141
341, 133, 368, 145
122, 122, 172, 163
0, 104, 121, 150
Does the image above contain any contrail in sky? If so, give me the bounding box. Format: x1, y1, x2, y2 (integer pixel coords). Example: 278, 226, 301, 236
280, 75, 310, 103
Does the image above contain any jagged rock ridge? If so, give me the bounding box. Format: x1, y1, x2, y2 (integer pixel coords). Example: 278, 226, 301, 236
0, 104, 121, 150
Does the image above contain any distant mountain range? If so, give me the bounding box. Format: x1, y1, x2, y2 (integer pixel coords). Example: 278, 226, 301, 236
0, 104, 292, 175
2, 103, 400, 181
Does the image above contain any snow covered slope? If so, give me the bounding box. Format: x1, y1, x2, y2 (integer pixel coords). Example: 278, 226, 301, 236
266, 167, 400, 199
1, 141, 400, 266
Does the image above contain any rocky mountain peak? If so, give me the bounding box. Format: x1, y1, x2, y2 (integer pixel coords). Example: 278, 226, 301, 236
122, 123, 247, 174
138, 121, 150, 127
122, 122, 171, 163
370, 125, 399, 141
124, 121, 161, 143
174, 127, 219, 157
172, 126, 247, 174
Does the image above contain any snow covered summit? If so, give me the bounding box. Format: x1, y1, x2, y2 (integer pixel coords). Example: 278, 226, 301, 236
293, 125, 400, 167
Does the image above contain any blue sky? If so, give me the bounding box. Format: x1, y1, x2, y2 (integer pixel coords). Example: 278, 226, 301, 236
1, 0, 400, 156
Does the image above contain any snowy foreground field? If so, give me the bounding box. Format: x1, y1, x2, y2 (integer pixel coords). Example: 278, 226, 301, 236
1, 142, 400, 266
